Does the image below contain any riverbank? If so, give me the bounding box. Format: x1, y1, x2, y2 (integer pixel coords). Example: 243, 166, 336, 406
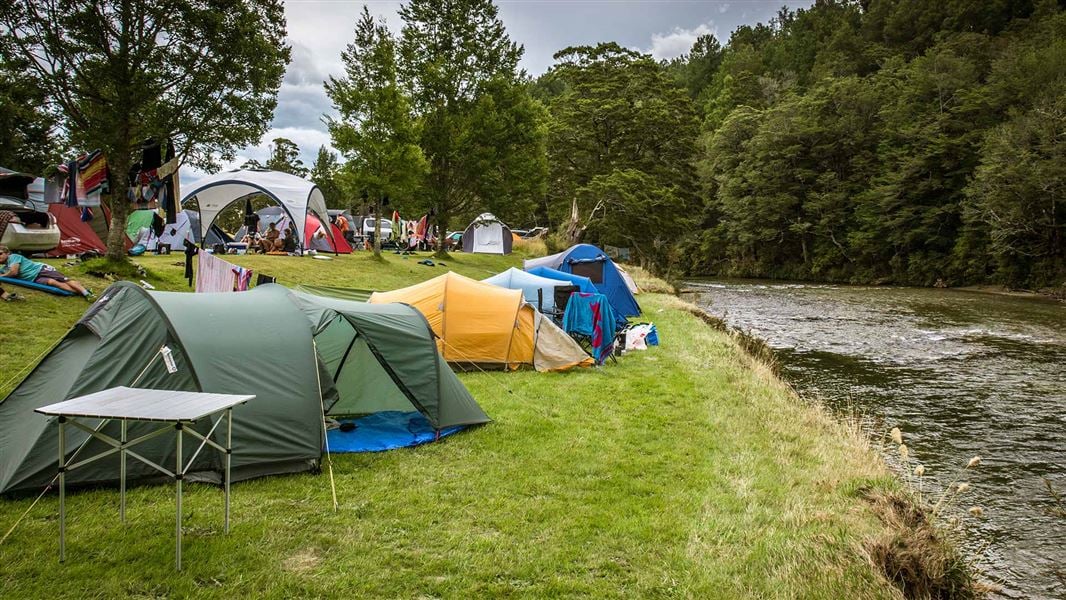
1, 253, 942, 597
686, 277, 1066, 598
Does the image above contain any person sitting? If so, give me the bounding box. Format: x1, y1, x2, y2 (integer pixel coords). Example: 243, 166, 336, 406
239, 230, 262, 252
0, 244, 93, 300
259, 222, 284, 253
282, 224, 298, 253
336, 213, 352, 243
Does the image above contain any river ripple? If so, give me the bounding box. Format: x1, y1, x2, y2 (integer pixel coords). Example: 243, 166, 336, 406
684, 279, 1066, 599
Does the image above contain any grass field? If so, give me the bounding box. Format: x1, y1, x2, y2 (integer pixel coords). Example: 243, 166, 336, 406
0, 250, 908, 598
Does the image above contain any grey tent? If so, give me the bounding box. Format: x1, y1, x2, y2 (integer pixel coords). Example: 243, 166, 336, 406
462, 213, 513, 254
0, 282, 487, 494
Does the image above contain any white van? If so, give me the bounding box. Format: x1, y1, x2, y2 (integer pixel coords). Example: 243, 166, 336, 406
360, 217, 393, 240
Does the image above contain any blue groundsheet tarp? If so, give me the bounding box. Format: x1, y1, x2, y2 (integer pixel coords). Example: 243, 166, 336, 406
326, 411, 466, 453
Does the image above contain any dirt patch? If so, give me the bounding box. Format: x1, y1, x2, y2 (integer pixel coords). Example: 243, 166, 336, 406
282, 547, 322, 574
863, 490, 981, 599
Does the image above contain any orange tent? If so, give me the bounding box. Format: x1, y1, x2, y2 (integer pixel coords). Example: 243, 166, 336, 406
369, 272, 592, 371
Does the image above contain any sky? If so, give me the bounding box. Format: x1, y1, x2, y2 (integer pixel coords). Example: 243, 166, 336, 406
185, 0, 811, 182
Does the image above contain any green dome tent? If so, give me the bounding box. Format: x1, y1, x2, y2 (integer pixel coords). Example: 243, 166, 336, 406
0, 282, 487, 494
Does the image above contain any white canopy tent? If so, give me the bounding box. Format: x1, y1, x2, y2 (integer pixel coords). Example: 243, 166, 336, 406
180, 169, 334, 252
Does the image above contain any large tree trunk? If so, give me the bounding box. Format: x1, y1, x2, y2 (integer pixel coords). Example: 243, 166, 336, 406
373, 197, 382, 259
105, 150, 132, 261
433, 205, 450, 259
564, 197, 584, 245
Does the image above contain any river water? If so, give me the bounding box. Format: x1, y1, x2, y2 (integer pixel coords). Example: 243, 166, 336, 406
684, 280, 1066, 599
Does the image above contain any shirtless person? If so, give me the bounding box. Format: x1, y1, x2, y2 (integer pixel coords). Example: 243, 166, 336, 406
259, 222, 284, 253
0, 245, 93, 299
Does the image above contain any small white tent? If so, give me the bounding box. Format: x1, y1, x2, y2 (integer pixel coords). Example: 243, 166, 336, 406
181, 169, 334, 252
462, 213, 512, 254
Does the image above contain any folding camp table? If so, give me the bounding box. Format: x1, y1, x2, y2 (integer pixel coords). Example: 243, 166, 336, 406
35, 387, 253, 571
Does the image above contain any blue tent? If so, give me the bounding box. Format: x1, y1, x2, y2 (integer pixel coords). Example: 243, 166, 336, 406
525, 266, 597, 295
524, 244, 641, 318
482, 267, 569, 311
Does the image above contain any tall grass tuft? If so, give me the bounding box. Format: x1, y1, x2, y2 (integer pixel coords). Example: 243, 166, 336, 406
512, 236, 547, 258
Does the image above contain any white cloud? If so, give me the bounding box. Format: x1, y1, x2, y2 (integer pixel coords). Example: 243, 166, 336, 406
647, 22, 718, 61
180, 126, 337, 186
718, 3, 731, 14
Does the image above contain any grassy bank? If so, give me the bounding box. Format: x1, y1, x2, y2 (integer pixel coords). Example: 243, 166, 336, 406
1, 252, 912, 598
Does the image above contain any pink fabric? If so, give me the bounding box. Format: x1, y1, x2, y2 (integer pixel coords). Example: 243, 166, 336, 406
195, 251, 236, 293
233, 266, 254, 291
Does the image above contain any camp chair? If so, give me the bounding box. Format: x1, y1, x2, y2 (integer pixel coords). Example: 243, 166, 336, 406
549, 285, 579, 324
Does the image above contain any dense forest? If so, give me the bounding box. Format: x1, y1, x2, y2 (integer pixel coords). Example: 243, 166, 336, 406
664, 0, 1065, 289
1, 0, 1062, 287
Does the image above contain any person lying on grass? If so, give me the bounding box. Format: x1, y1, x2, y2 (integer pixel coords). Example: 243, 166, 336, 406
0, 245, 93, 300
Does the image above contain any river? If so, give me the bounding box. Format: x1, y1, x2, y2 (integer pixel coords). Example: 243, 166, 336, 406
683, 279, 1066, 599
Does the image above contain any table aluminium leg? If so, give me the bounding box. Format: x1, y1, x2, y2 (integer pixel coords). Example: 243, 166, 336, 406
120, 420, 127, 523
175, 421, 183, 571
58, 416, 66, 563
224, 409, 231, 533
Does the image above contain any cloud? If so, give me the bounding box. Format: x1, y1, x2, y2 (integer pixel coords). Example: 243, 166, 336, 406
180, 126, 337, 186
718, 3, 731, 14
647, 22, 719, 61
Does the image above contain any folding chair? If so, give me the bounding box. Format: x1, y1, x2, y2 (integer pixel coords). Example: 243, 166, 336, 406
550, 285, 578, 324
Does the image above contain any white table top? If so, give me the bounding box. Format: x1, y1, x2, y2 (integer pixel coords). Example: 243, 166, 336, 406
36, 387, 253, 422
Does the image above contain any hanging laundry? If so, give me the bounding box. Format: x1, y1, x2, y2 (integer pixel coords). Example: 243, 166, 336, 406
56, 151, 109, 207
232, 266, 254, 291
128, 138, 179, 223
183, 240, 196, 288
195, 251, 237, 293
562, 292, 619, 364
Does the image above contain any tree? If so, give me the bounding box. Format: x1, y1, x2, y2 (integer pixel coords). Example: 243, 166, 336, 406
398, 0, 545, 256
965, 95, 1065, 287
327, 7, 426, 258
544, 43, 699, 268
309, 145, 344, 209
0, 55, 60, 173
263, 137, 309, 177
1, 0, 289, 260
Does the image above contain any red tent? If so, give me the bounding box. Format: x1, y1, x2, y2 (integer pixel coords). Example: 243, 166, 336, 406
45, 204, 107, 257
304, 213, 352, 254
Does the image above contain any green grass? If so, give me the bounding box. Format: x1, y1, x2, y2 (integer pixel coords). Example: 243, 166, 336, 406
0, 251, 904, 598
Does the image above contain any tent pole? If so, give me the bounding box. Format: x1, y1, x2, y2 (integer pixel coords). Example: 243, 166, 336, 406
312, 340, 338, 512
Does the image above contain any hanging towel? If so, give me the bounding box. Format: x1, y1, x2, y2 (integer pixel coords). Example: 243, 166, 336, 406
195, 251, 236, 293
183, 240, 196, 287
233, 266, 254, 291
562, 292, 618, 363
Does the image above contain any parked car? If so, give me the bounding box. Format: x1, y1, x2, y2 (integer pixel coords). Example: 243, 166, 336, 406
0, 170, 60, 254
360, 217, 393, 240
444, 230, 463, 250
